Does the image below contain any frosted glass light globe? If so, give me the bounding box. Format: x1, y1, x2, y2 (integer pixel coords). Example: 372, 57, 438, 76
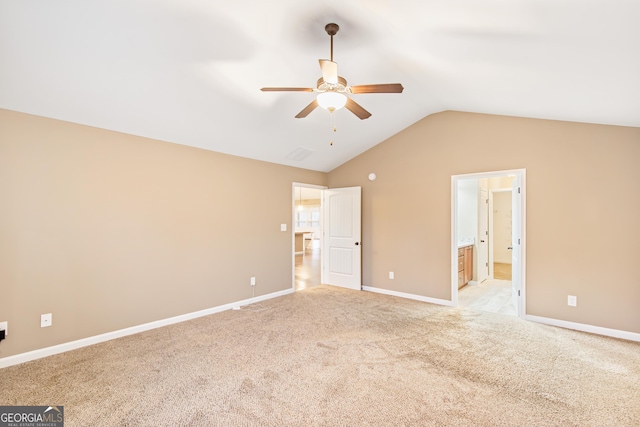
317, 92, 347, 112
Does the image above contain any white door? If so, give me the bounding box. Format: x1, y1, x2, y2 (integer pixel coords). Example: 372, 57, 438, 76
477, 189, 490, 283
511, 177, 522, 315
322, 187, 362, 290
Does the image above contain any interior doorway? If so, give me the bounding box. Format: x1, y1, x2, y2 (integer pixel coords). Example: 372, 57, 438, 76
293, 184, 324, 290
451, 169, 526, 317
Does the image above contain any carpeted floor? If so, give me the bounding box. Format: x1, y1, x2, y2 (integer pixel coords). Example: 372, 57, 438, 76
1, 285, 639, 426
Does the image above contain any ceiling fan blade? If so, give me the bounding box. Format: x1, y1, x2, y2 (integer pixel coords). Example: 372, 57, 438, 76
349, 83, 404, 94
345, 97, 371, 120
261, 87, 314, 92
295, 99, 319, 118
319, 59, 338, 84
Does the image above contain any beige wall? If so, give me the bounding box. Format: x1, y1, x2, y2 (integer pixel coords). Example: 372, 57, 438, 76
0, 109, 326, 358
327, 111, 640, 334
2, 107, 640, 360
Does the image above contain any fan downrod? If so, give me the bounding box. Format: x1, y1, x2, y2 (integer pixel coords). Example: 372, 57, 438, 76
325, 23, 339, 61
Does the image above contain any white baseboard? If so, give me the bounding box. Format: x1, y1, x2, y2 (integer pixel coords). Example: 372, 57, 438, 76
525, 314, 640, 342
363, 286, 454, 307
0, 288, 293, 369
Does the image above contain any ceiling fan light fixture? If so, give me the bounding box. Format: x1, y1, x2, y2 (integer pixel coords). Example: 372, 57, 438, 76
261, 23, 402, 121
317, 92, 347, 112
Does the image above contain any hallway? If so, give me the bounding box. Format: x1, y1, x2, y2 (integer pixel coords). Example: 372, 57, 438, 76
493, 262, 512, 280
295, 239, 321, 290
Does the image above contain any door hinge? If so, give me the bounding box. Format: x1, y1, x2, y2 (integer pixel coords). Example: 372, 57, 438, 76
518, 187, 521, 194
486, 262, 488, 267
518, 238, 521, 245
518, 290, 521, 296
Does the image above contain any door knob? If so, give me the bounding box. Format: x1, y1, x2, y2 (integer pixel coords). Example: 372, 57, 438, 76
480, 240, 485, 243
507, 246, 513, 250
355, 242, 360, 246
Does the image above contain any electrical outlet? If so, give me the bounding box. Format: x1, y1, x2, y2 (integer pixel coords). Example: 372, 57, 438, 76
41, 313, 52, 328
0, 321, 7, 336
250, 277, 256, 286
389, 272, 394, 279
567, 295, 577, 307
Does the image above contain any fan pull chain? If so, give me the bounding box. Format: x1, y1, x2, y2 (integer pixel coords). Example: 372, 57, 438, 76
329, 111, 337, 146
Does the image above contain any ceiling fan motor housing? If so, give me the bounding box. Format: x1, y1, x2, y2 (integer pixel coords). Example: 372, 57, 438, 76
317, 76, 348, 92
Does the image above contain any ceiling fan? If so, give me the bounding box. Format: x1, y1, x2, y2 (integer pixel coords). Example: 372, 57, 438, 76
261, 23, 404, 120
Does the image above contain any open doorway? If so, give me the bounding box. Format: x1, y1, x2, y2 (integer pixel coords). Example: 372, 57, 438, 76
293, 184, 325, 290
451, 170, 526, 317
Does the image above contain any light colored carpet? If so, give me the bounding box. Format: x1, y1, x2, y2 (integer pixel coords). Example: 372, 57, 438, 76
1, 285, 639, 426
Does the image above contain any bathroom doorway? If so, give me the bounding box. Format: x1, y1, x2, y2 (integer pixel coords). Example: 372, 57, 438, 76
451, 169, 526, 317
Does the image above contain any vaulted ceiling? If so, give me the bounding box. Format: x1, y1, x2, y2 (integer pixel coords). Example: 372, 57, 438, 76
1, 1, 638, 172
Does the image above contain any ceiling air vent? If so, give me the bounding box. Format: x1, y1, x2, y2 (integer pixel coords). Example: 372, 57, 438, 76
285, 147, 314, 161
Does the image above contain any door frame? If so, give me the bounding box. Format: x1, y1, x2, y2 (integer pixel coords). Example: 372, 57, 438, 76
477, 187, 490, 283
450, 169, 527, 318
291, 183, 327, 290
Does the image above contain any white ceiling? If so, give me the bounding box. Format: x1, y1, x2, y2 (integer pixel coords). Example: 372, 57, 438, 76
1, 1, 639, 172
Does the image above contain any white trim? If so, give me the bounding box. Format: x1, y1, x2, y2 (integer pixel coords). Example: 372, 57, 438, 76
525, 314, 640, 343
488, 190, 494, 278
363, 286, 454, 307
450, 178, 459, 306
516, 171, 527, 317
0, 288, 293, 369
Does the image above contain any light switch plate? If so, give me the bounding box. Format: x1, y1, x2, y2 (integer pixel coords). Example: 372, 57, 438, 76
567, 295, 577, 307
281, 224, 287, 231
